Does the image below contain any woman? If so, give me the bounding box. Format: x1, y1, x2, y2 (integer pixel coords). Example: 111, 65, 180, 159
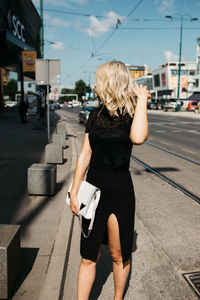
70, 61, 148, 300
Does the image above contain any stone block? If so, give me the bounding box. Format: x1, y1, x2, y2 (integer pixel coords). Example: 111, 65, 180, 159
0, 224, 20, 299
45, 144, 63, 164
53, 134, 66, 147
28, 163, 56, 195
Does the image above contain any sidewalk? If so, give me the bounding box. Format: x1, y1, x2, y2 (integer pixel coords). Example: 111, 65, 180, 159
1, 108, 199, 300
148, 109, 200, 118
0, 109, 73, 300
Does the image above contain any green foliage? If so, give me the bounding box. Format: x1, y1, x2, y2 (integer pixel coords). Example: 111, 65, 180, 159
74, 79, 87, 100
61, 88, 74, 94
4, 79, 18, 101
86, 84, 92, 93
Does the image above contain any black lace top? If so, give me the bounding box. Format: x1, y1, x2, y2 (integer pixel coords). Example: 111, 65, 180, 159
85, 105, 134, 170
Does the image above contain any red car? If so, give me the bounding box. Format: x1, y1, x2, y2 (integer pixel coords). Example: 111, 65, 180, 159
187, 100, 198, 111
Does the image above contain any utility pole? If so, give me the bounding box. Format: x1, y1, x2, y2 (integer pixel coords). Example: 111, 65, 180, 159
177, 17, 183, 100
40, 0, 44, 58
165, 14, 198, 99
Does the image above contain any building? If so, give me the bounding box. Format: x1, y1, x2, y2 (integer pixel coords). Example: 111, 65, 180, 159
126, 64, 150, 80
192, 37, 200, 90
0, 0, 41, 110
152, 61, 196, 99
133, 75, 153, 93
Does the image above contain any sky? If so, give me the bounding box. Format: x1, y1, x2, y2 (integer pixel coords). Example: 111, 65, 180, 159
31, 0, 200, 88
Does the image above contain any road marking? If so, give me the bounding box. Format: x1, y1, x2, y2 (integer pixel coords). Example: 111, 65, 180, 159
154, 130, 166, 133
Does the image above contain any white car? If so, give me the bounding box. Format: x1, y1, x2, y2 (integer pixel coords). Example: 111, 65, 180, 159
4, 101, 18, 108
163, 101, 177, 112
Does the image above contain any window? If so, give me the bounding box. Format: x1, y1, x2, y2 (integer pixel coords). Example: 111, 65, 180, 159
181, 70, 189, 76
171, 69, 178, 76
171, 69, 189, 76
189, 70, 195, 76
154, 74, 160, 87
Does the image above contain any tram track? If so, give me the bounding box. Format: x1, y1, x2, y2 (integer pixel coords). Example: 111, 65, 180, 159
145, 141, 200, 166
131, 155, 200, 205
60, 109, 200, 205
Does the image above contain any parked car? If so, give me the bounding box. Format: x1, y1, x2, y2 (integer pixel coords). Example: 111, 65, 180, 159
4, 101, 18, 108
179, 99, 199, 111
163, 100, 177, 112
79, 106, 97, 125
150, 102, 159, 110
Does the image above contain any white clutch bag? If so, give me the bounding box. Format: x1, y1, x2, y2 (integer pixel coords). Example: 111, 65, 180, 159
66, 180, 101, 238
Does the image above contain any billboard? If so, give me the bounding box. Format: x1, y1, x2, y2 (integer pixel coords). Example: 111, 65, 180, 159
22, 51, 36, 72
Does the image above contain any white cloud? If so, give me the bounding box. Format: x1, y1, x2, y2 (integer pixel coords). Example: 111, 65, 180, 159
155, 0, 175, 15
86, 11, 123, 37
44, 13, 71, 28
51, 41, 66, 51
164, 50, 179, 61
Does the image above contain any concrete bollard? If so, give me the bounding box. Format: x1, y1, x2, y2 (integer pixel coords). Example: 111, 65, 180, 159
45, 144, 63, 164
28, 163, 56, 195
53, 134, 66, 147
0, 224, 21, 299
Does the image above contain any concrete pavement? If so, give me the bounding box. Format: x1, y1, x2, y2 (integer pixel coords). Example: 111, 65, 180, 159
0, 109, 73, 299
0, 107, 199, 299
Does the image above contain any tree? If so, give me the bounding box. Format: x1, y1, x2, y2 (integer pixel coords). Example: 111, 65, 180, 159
86, 84, 92, 93
4, 79, 18, 101
74, 80, 87, 100
61, 88, 74, 94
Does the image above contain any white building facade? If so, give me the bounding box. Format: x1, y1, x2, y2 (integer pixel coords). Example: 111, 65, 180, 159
192, 37, 200, 90
152, 61, 196, 99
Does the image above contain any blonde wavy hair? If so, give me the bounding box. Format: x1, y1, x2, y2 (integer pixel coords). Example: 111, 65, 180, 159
95, 61, 136, 117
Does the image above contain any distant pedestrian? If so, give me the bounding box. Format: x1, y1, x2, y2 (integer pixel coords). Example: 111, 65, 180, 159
19, 98, 28, 123
50, 102, 55, 119
69, 61, 149, 299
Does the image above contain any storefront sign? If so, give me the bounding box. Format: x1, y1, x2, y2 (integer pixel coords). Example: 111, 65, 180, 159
22, 51, 36, 72
12, 15, 25, 42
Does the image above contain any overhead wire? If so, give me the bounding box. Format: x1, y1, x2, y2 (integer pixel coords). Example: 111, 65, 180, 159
94, 0, 144, 55
36, 7, 102, 18
66, 0, 145, 80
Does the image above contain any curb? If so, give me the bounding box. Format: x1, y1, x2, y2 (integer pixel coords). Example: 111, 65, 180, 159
38, 136, 77, 300
147, 110, 200, 119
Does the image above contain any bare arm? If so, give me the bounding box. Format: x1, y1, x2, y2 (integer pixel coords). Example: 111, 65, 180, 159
130, 85, 149, 144
70, 133, 92, 215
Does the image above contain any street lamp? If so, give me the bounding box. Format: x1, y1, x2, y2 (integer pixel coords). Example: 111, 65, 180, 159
165, 14, 198, 99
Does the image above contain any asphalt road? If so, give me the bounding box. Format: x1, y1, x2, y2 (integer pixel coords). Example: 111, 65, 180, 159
58, 108, 200, 300
148, 114, 200, 162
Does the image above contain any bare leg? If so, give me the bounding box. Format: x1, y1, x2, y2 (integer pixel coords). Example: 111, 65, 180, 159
107, 214, 130, 300
77, 249, 101, 300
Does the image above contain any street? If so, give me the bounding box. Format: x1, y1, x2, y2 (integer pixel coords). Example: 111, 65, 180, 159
57, 108, 200, 300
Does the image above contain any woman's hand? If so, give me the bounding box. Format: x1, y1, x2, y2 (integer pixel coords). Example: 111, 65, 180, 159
70, 193, 80, 216
133, 84, 149, 102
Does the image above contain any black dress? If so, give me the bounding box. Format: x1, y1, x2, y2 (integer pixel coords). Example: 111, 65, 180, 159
81, 105, 135, 264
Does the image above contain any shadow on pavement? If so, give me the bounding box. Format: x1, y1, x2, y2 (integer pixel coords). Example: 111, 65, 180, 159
9, 247, 39, 299
0, 110, 60, 224
89, 231, 138, 299
146, 167, 180, 173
